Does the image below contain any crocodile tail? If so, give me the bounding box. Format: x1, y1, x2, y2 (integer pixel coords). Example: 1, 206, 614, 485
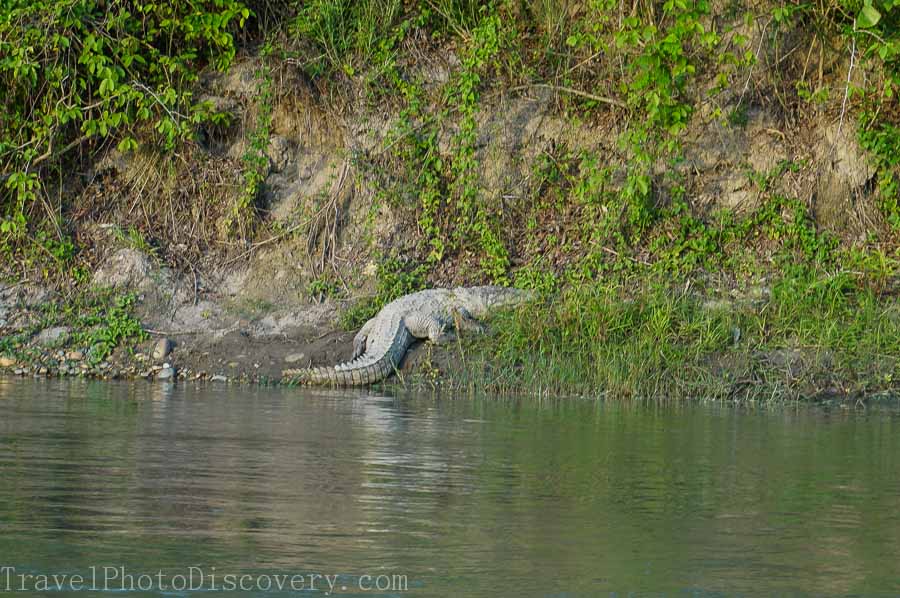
282, 352, 398, 386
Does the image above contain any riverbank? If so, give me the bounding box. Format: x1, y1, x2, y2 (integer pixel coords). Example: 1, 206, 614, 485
1, 255, 897, 401
2, 1, 898, 400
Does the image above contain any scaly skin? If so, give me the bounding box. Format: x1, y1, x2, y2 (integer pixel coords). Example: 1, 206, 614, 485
283, 286, 529, 386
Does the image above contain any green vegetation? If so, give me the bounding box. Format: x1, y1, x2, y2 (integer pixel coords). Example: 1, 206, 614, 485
860, 121, 900, 230
287, 0, 403, 80
340, 256, 428, 329
440, 154, 899, 399
227, 61, 273, 239
1, 0, 247, 274
450, 252, 899, 401
0, 289, 146, 366
2, 0, 899, 397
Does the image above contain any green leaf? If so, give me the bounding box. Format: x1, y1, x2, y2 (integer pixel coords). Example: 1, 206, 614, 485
117, 137, 138, 153
856, 5, 882, 28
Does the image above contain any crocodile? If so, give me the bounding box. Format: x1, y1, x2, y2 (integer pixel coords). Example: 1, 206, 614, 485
283, 286, 529, 385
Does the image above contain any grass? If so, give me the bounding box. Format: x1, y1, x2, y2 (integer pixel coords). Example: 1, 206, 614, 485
439, 266, 899, 401
3, 0, 900, 402
0, 289, 146, 366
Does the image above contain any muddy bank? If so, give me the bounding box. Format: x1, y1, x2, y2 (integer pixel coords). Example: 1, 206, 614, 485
0, 253, 449, 385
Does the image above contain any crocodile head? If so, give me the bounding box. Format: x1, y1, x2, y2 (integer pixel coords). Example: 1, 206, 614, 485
451, 286, 531, 318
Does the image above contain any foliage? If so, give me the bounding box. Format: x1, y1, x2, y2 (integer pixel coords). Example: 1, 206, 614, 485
288, 0, 403, 79
225, 61, 272, 239
340, 256, 428, 329
0, 289, 146, 365
859, 121, 900, 230
564, 0, 720, 240
445, 8, 511, 282
0, 0, 247, 258
307, 273, 342, 302
378, 3, 511, 280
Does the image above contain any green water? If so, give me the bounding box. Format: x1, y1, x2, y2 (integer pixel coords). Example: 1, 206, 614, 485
0, 378, 899, 596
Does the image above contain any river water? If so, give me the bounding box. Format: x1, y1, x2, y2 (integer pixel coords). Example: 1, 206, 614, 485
0, 378, 899, 596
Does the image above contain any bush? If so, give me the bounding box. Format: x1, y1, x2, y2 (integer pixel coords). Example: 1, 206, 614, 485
0, 0, 248, 246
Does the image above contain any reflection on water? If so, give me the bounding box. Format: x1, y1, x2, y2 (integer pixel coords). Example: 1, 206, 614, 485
0, 377, 899, 596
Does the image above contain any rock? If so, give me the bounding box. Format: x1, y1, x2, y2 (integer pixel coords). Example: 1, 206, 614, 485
284, 352, 306, 364
92, 248, 159, 292
210, 375, 228, 383
813, 122, 876, 233
0, 356, 15, 368
157, 364, 176, 381
66, 351, 84, 361
266, 135, 292, 173
35, 326, 71, 346
152, 338, 174, 361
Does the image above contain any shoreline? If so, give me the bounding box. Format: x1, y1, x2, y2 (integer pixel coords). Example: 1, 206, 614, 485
2, 277, 897, 402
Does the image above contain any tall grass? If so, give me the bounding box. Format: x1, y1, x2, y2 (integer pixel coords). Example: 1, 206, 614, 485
443, 270, 900, 401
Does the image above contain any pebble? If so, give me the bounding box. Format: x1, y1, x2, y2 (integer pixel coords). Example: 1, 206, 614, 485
35, 326, 71, 346
152, 338, 174, 361
284, 352, 306, 364
66, 350, 84, 361
157, 364, 176, 381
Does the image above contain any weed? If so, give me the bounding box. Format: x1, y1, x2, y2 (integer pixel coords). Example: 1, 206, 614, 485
224, 61, 273, 239
1, 289, 146, 366
859, 120, 900, 231
288, 0, 403, 80
1, 0, 248, 263
447, 269, 898, 400
307, 274, 342, 302
110, 226, 157, 257
340, 255, 427, 329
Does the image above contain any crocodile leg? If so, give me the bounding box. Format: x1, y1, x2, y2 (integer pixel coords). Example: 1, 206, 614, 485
451, 306, 486, 334
352, 318, 375, 359
404, 312, 453, 343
